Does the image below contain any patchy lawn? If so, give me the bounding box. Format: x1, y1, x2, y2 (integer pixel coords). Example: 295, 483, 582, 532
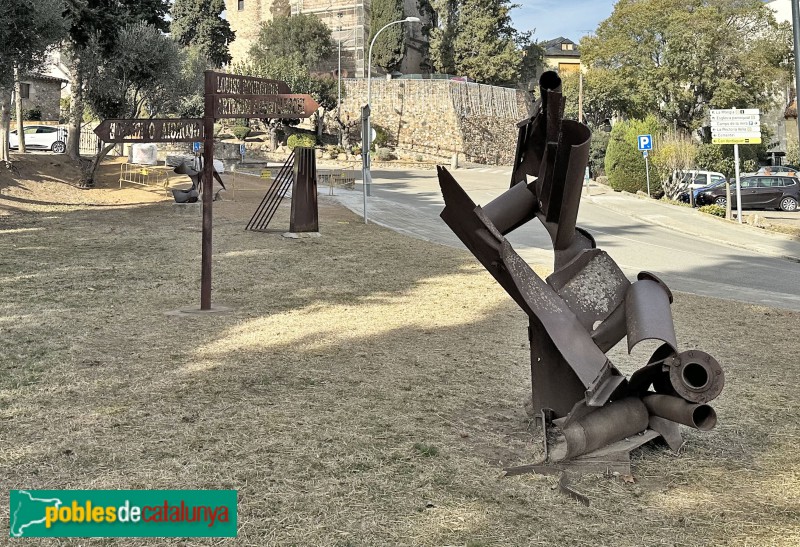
1, 159, 799, 545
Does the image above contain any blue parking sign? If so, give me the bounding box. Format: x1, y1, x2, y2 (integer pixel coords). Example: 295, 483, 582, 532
637, 134, 652, 151
193, 141, 201, 153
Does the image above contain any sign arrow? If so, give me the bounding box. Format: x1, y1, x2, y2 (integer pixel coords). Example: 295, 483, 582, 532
94, 118, 204, 143
212, 94, 320, 119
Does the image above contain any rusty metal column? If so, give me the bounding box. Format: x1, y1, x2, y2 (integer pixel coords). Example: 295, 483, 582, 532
290, 147, 319, 232
200, 70, 215, 310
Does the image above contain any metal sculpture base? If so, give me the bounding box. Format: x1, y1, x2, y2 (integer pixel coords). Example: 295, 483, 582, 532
164, 305, 232, 316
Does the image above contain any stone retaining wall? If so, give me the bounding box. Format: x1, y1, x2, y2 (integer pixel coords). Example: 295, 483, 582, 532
340, 79, 531, 164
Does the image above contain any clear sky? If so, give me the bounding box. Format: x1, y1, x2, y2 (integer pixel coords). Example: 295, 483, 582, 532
511, 0, 618, 43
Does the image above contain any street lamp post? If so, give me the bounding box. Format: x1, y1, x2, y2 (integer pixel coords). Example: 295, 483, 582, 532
361, 16, 420, 222
337, 12, 343, 146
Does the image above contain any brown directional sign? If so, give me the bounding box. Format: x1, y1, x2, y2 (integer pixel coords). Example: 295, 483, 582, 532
94, 118, 204, 143
210, 72, 292, 95
212, 94, 320, 119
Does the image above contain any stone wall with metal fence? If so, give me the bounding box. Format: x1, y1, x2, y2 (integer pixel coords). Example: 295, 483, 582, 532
340, 78, 531, 165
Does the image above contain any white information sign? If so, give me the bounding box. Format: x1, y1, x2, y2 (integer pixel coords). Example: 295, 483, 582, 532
710, 108, 762, 144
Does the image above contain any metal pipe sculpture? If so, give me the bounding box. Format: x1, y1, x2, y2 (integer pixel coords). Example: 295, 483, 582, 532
438, 71, 725, 472
172, 160, 226, 203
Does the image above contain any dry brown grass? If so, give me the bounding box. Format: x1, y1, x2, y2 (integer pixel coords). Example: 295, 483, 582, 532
1, 158, 799, 546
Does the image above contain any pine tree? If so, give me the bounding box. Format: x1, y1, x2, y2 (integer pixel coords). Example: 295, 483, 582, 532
171, 0, 235, 68
451, 0, 521, 85
369, 0, 405, 72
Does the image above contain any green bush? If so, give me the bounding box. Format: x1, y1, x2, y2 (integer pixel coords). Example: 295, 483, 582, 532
589, 129, 610, 177
604, 116, 661, 194
698, 204, 726, 217
287, 133, 317, 150
23, 107, 42, 121
374, 147, 396, 161
232, 125, 251, 140
371, 124, 391, 150
213, 123, 224, 136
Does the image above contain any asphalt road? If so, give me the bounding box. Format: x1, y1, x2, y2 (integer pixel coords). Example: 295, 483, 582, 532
331, 166, 800, 312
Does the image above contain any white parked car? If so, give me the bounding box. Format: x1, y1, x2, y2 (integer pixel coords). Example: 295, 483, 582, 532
9, 125, 68, 153
678, 169, 728, 190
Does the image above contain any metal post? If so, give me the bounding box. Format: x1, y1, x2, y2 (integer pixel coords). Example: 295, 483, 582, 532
734, 143, 742, 224
644, 152, 651, 196
336, 38, 342, 146
365, 17, 421, 197
201, 70, 215, 310
792, 0, 800, 148
361, 104, 370, 223
337, 23, 342, 146
578, 71, 584, 124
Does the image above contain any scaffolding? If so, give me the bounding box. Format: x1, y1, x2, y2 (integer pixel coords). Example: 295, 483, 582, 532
290, 0, 368, 77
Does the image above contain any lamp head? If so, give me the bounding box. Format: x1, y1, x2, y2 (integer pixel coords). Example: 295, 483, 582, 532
404, 16, 421, 23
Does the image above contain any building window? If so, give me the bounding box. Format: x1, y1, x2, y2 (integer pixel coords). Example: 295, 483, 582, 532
561, 43, 574, 51
238, 0, 244, 10
20, 83, 30, 99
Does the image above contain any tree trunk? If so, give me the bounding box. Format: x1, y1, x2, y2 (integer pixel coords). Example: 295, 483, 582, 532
80, 142, 117, 187
0, 88, 11, 165
13, 66, 26, 153
68, 57, 83, 161
315, 110, 324, 142
269, 124, 279, 151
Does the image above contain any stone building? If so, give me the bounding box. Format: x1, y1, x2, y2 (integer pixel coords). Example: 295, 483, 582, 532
223, 0, 427, 77
11, 73, 67, 122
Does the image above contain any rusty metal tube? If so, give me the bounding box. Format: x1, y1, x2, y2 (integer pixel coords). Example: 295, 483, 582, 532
482, 180, 538, 235
562, 397, 649, 459
643, 394, 717, 431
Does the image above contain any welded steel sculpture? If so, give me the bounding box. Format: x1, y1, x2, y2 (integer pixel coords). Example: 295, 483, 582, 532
172, 160, 226, 203
438, 71, 724, 471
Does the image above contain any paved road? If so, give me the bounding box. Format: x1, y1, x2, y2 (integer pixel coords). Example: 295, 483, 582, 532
326, 166, 800, 312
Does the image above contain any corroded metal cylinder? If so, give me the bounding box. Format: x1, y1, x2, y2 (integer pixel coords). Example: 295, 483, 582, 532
643, 394, 717, 431
562, 397, 649, 459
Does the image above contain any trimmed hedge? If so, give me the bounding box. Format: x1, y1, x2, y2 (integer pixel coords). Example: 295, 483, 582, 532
287, 133, 317, 150
232, 125, 251, 140
604, 116, 661, 195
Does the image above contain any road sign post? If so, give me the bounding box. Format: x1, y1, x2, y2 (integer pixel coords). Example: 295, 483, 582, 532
710, 108, 761, 224
361, 104, 371, 223
638, 135, 653, 196
96, 71, 320, 312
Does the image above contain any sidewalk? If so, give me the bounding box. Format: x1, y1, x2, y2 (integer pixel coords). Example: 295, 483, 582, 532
586, 184, 800, 261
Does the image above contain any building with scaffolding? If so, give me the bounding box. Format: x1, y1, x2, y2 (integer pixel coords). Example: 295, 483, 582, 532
223, 0, 426, 78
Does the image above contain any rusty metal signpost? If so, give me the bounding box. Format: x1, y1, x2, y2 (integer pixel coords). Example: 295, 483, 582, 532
97, 71, 320, 312
438, 71, 725, 498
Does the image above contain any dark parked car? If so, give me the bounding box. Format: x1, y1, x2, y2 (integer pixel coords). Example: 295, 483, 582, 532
696, 175, 799, 211
677, 178, 728, 205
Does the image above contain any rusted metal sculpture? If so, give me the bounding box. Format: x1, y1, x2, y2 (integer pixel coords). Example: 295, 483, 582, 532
438, 71, 725, 476
245, 147, 319, 233
172, 160, 226, 203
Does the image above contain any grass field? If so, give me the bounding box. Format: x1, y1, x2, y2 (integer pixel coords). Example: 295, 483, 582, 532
1, 160, 799, 545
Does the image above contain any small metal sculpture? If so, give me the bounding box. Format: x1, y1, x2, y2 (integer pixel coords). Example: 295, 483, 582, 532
438, 71, 724, 473
172, 160, 226, 203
